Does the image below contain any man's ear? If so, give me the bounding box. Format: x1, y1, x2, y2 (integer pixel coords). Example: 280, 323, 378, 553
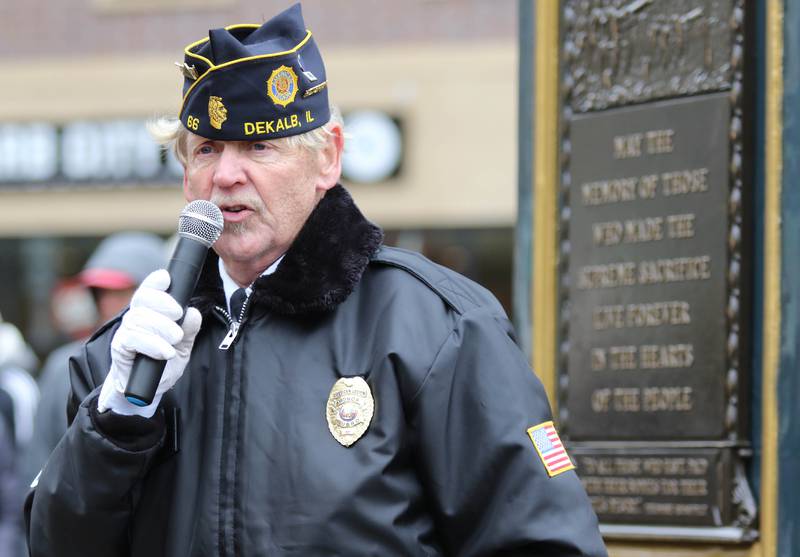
315, 123, 344, 193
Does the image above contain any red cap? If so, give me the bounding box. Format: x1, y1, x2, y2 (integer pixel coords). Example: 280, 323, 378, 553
78, 269, 136, 290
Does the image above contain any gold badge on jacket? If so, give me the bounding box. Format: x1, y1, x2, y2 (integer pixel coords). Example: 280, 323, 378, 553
326, 376, 374, 447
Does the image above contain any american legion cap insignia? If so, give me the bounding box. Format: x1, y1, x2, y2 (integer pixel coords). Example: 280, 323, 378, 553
326, 377, 374, 447
267, 65, 299, 107
527, 421, 575, 477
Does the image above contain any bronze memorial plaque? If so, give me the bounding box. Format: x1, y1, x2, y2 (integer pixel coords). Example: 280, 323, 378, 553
557, 0, 756, 540
566, 94, 731, 441
570, 447, 735, 528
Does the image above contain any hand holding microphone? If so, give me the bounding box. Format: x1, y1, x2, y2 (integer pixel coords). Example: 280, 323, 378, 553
97, 200, 224, 417
97, 270, 202, 417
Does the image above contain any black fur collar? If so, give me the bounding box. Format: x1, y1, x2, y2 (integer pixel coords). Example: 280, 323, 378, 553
191, 185, 383, 316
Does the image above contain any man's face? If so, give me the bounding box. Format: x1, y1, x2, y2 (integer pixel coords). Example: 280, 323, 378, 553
183, 131, 341, 270
94, 287, 136, 323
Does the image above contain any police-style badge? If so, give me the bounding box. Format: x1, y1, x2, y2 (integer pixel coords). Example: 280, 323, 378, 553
208, 96, 228, 130
266, 65, 299, 107
326, 376, 374, 447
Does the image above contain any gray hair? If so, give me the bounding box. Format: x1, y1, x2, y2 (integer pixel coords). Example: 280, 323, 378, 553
148, 105, 344, 166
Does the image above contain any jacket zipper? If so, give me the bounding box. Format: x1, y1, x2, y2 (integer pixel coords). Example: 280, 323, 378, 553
213, 297, 251, 557
215, 294, 251, 350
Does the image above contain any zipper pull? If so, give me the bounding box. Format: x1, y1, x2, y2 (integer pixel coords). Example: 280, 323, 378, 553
218, 321, 240, 350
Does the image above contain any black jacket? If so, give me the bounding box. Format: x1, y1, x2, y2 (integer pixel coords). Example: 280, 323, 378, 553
26, 186, 606, 556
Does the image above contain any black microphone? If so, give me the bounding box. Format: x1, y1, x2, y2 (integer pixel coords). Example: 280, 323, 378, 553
124, 200, 224, 407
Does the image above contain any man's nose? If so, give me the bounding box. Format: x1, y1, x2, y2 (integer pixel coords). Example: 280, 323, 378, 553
213, 146, 246, 188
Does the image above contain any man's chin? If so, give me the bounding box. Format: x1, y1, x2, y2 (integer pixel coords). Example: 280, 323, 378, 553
216, 231, 276, 262
223, 221, 250, 236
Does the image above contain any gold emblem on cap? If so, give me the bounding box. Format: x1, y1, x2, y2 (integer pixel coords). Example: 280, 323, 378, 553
326, 376, 374, 447
267, 65, 299, 107
175, 61, 199, 80
208, 96, 228, 130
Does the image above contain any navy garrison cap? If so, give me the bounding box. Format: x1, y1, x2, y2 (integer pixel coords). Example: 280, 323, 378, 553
177, 3, 330, 141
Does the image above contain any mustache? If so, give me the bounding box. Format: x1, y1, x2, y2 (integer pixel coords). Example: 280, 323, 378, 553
209, 194, 266, 212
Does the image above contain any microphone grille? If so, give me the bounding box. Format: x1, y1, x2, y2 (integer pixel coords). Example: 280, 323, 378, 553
178, 200, 224, 247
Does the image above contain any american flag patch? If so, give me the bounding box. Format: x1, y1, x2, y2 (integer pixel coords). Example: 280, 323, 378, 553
527, 421, 575, 477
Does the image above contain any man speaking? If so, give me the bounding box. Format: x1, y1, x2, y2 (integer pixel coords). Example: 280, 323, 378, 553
25, 4, 606, 555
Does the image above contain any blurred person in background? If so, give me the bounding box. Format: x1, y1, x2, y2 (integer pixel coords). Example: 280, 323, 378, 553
20, 232, 165, 487
25, 4, 606, 556
0, 315, 39, 451
0, 417, 21, 556
0, 314, 39, 556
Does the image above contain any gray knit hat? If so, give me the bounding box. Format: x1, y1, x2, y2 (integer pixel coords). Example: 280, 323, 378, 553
79, 232, 166, 289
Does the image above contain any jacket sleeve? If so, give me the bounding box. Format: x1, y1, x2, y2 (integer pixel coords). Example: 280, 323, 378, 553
24, 321, 167, 557
410, 307, 607, 557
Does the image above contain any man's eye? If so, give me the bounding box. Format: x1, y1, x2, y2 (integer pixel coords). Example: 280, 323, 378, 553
197, 144, 215, 155
251, 142, 270, 151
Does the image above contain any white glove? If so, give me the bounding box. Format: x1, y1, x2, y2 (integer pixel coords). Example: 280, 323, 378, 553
97, 269, 202, 418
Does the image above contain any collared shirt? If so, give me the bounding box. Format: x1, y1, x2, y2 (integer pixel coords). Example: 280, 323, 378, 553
218, 256, 284, 316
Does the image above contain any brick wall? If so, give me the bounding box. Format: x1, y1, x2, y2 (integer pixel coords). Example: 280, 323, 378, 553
0, 0, 515, 59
